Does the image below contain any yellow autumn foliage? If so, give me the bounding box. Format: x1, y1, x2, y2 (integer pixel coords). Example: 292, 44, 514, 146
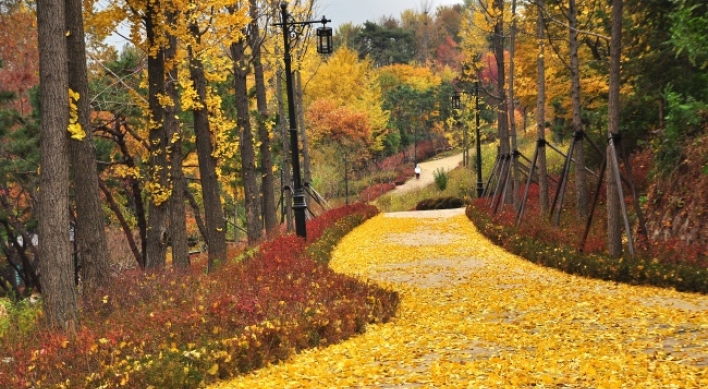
303, 47, 389, 153
67, 88, 86, 141
211, 210, 708, 388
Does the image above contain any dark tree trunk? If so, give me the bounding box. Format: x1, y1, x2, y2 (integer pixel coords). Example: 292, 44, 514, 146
231, 37, 262, 244
66, 0, 110, 290
494, 0, 510, 204
99, 181, 142, 267
101, 116, 146, 267
607, 0, 624, 257
570, 0, 588, 219
277, 70, 294, 232
295, 72, 312, 190
509, 0, 519, 209
37, 0, 78, 331
144, 2, 170, 269
188, 28, 227, 271
183, 181, 208, 244
166, 25, 189, 269
536, 2, 550, 213
249, 0, 277, 237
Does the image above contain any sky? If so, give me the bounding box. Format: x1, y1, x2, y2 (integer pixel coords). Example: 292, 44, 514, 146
104, 0, 464, 48
315, 0, 464, 30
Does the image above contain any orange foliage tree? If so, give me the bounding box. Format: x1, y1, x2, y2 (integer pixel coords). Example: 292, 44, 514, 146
306, 99, 374, 159
0, 0, 38, 115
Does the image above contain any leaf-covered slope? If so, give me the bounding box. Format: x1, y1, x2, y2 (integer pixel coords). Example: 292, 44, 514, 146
644, 131, 708, 248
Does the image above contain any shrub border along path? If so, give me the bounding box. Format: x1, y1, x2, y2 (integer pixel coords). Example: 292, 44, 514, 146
211, 208, 708, 388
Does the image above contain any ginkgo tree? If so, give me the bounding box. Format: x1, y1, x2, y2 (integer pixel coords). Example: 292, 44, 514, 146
303, 46, 389, 155
85, 0, 251, 267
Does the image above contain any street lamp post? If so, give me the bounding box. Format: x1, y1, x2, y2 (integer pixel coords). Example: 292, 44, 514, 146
275, 2, 332, 239
474, 81, 483, 198
452, 82, 484, 198
451, 91, 468, 168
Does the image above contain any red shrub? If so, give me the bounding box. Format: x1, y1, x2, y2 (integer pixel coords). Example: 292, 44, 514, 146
0, 204, 396, 389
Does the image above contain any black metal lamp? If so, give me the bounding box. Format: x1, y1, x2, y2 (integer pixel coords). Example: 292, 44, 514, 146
274, 2, 333, 239
451, 91, 462, 110
316, 23, 333, 54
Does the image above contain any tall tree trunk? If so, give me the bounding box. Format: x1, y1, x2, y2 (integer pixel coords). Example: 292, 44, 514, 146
231, 37, 262, 244
249, 0, 277, 237
144, 2, 170, 269
188, 29, 227, 270
509, 0, 519, 209
607, 0, 623, 257
165, 25, 189, 269
570, 0, 588, 219
66, 0, 110, 290
536, 1, 550, 213
494, 0, 510, 204
277, 70, 294, 232
37, 0, 77, 331
295, 72, 312, 191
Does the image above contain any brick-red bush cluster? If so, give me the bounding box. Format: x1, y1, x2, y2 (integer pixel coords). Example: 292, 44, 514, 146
467, 194, 708, 293
0, 204, 398, 389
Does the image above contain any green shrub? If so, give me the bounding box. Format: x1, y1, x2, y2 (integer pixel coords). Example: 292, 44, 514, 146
416, 196, 466, 210
433, 168, 448, 191
0, 297, 43, 339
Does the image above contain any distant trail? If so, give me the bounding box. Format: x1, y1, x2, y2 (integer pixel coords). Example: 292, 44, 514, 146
211, 209, 708, 388
391, 151, 465, 194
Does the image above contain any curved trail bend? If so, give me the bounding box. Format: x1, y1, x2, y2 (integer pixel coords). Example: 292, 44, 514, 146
213, 208, 708, 388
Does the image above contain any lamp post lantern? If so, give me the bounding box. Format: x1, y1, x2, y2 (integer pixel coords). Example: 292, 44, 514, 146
275, 2, 332, 239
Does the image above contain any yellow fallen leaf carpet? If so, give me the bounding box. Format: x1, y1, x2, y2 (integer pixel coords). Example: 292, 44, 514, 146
211, 208, 708, 388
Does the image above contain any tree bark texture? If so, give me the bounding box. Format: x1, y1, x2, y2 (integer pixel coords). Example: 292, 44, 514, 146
249, 0, 277, 237
509, 0, 519, 209
607, 0, 624, 257
37, 0, 78, 331
277, 71, 294, 232
231, 38, 262, 244
494, 0, 511, 205
188, 30, 227, 270
144, 3, 170, 269
295, 72, 312, 190
165, 28, 189, 269
66, 0, 111, 290
569, 0, 588, 220
536, 2, 550, 213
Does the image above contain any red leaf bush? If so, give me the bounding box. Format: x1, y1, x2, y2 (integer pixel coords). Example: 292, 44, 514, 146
466, 200, 708, 294
0, 203, 398, 388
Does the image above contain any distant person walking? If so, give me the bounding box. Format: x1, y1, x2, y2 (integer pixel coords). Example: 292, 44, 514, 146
414, 164, 421, 180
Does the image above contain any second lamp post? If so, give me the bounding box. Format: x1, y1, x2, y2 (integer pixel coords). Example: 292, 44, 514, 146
452, 81, 484, 198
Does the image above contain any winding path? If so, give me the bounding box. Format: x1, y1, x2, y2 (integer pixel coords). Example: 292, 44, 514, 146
391, 152, 466, 194
213, 208, 708, 388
